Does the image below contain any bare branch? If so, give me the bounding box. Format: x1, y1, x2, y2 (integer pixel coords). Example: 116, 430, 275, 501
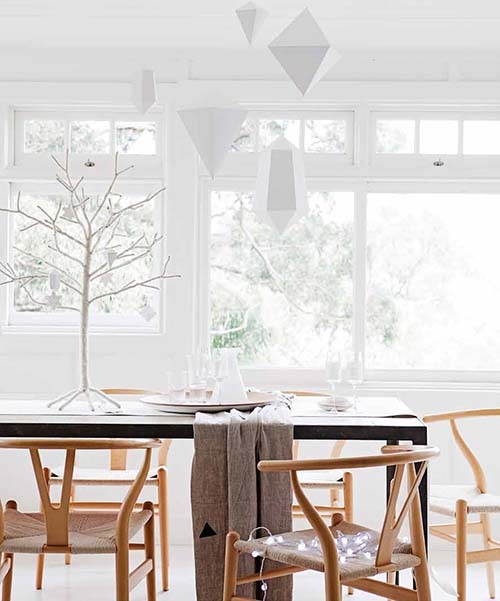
89, 257, 179, 303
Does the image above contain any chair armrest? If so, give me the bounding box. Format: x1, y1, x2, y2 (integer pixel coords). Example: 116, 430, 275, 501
258, 446, 439, 473
424, 408, 500, 423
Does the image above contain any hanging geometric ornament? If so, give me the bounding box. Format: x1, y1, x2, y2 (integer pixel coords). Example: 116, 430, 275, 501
178, 106, 248, 178
61, 205, 76, 220
235, 2, 267, 45
131, 69, 157, 114
268, 8, 341, 95
253, 136, 308, 234
139, 301, 157, 322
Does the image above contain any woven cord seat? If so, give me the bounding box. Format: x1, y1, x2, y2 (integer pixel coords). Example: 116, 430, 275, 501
0, 508, 152, 554
234, 518, 419, 580
430, 484, 500, 517
50, 465, 160, 486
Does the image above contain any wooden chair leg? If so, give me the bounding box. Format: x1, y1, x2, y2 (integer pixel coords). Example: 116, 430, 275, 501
1, 554, 13, 601
35, 554, 44, 590
143, 501, 156, 601
158, 466, 169, 591
456, 499, 468, 601
223, 532, 240, 601
480, 513, 496, 599
115, 547, 130, 601
36, 467, 51, 589
344, 472, 354, 595
65, 484, 75, 566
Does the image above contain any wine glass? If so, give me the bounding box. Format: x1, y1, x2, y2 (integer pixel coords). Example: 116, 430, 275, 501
325, 350, 343, 396
186, 351, 209, 402
345, 351, 363, 410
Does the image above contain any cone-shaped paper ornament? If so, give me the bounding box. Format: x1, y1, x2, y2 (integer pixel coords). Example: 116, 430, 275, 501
131, 69, 157, 114
253, 136, 307, 234
178, 106, 248, 177
269, 8, 341, 95
235, 1, 267, 45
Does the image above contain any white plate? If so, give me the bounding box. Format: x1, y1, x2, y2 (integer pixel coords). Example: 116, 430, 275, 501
140, 391, 277, 414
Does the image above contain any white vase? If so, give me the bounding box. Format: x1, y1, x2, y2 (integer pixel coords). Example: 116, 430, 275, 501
213, 348, 248, 404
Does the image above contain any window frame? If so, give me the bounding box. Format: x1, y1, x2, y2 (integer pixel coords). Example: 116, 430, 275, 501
12, 108, 164, 180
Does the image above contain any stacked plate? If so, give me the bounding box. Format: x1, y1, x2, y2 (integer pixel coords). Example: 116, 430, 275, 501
317, 396, 354, 412
140, 390, 277, 414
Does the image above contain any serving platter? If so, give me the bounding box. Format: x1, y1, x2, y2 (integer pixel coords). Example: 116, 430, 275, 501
140, 390, 277, 414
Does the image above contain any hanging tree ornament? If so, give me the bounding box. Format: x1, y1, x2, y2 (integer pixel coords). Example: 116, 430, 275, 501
268, 8, 341, 95
235, 2, 267, 45
49, 269, 61, 292
178, 105, 248, 178
139, 299, 157, 322
253, 135, 308, 234
131, 69, 157, 114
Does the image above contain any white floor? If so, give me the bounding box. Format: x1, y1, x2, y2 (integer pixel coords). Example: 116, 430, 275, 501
4, 545, 497, 600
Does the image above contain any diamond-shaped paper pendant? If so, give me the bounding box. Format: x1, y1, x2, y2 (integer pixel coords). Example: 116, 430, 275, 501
253, 136, 308, 234
131, 69, 157, 114
235, 1, 267, 45
178, 106, 248, 178
269, 8, 341, 95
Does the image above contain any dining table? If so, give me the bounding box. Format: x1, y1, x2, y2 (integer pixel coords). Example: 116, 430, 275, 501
0, 394, 428, 548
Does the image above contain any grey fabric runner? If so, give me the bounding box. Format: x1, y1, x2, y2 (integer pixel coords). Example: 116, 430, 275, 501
191, 404, 293, 601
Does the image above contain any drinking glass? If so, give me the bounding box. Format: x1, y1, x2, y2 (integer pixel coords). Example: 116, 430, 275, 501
186, 351, 209, 402
167, 370, 188, 402
325, 350, 344, 396
345, 351, 363, 409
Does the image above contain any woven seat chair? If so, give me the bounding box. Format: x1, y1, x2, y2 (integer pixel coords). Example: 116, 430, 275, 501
39, 388, 171, 591
424, 409, 500, 601
223, 445, 439, 601
0, 437, 161, 601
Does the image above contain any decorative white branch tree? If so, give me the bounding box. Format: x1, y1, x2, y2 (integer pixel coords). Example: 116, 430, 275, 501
0, 152, 178, 411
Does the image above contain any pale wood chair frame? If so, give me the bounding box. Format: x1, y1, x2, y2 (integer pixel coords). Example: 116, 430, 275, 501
0, 437, 161, 601
424, 409, 500, 601
223, 445, 439, 601
39, 388, 172, 592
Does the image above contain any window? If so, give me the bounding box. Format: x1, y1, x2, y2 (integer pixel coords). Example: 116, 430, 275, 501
373, 112, 500, 162
366, 192, 500, 370
210, 190, 353, 367
230, 112, 353, 158
15, 110, 162, 176
3, 107, 165, 332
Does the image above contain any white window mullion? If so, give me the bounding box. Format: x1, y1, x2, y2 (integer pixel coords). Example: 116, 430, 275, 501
353, 184, 367, 365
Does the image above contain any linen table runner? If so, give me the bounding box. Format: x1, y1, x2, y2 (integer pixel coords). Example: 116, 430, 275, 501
191, 404, 293, 601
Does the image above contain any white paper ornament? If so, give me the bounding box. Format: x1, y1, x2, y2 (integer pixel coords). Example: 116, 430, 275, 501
49, 270, 61, 292
269, 8, 341, 95
178, 106, 248, 178
46, 291, 61, 310
235, 2, 267, 45
105, 249, 118, 267
140, 303, 157, 322
131, 69, 157, 114
253, 136, 308, 234
61, 205, 76, 220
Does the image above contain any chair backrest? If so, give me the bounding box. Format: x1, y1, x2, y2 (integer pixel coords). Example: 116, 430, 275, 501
424, 409, 500, 493
102, 388, 171, 471
259, 445, 439, 573
0, 438, 161, 550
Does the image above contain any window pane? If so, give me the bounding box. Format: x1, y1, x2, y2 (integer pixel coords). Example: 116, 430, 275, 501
419, 120, 458, 154
259, 119, 300, 149
231, 119, 256, 152
304, 120, 346, 153
70, 121, 110, 154
115, 121, 156, 155
12, 190, 155, 318
210, 190, 353, 367
367, 193, 500, 369
463, 121, 500, 155
376, 120, 415, 154
24, 120, 65, 153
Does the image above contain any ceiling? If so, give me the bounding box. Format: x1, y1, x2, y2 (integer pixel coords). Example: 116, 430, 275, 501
2, 0, 500, 49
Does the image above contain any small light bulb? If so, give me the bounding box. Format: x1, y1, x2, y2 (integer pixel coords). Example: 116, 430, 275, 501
264, 536, 276, 546
261, 583, 268, 592
340, 555, 346, 563
275, 535, 284, 543
297, 541, 306, 551
252, 550, 263, 558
